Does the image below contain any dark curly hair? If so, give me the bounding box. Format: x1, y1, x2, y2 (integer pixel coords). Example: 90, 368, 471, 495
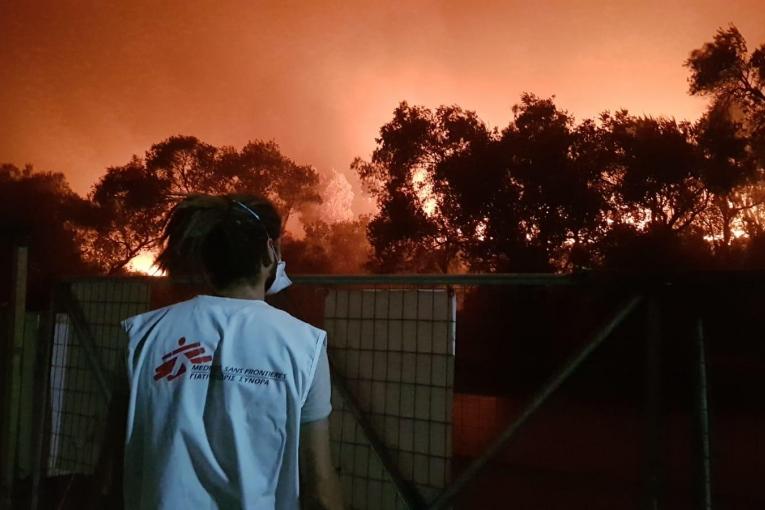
155, 194, 282, 290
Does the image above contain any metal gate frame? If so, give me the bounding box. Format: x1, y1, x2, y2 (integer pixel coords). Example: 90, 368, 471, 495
18, 272, 736, 509
293, 274, 718, 510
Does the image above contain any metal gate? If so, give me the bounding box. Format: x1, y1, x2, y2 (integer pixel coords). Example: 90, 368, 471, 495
7, 272, 764, 508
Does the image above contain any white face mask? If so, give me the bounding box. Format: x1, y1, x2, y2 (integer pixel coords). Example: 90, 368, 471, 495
266, 248, 292, 295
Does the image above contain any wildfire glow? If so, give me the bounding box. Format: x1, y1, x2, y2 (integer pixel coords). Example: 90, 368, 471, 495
475, 219, 488, 241
127, 251, 166, 277
412, 168, 438, 217
3, 2, 763, 201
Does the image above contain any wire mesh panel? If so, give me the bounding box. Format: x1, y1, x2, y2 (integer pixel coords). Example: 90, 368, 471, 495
325, 288, 456, 509
46, 280, 150, 476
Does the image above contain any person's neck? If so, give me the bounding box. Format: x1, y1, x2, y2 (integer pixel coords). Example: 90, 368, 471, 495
217, 282, 267, 301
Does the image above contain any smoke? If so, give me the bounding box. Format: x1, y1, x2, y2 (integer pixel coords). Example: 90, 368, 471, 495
319, 169, 355, 223
3, 0, 744, 201
291, 168, 356, 238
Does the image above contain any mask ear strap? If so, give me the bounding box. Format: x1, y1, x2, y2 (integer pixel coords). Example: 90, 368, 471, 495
270, 241, 281, 263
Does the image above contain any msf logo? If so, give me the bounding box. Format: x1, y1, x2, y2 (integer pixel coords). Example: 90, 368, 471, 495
154, 337, 212, 382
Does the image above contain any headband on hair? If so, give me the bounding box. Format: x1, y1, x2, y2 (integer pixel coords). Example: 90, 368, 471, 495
233, 200, 262, 221
233, 200, 272, 240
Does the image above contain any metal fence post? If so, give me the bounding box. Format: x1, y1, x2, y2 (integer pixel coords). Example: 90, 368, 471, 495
1, 245, 28, 510
642, 298, 662, 510
694, 317, 712, 510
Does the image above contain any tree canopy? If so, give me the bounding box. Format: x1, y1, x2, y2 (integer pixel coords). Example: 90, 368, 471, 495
354, 25, 765, 273
76, 136, 322, 273
3, 24, 765, 283
0, 164, 97, 307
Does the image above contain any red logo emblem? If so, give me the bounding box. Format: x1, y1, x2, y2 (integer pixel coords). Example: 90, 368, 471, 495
154, 337, 212, 381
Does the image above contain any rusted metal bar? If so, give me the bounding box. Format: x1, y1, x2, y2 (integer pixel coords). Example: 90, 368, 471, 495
428, 295, 644, 510
57, 284, 112, 403
694, 317, 712, 510
329, 361, 426, 510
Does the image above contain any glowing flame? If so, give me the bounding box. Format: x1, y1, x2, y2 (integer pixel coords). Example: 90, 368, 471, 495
475, 219, 488, 241
412, 168, 437, 216
127, 251, 166, 276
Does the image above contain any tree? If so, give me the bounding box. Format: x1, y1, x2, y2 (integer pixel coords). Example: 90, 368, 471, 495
352, 25, 765, 274
694, 108, 761, 255
357, 96, 607, 273
686, 24, 765, 260
483, 95, 606, 271
594, 110, 751, 270
144, 136, 322, 230
80, 136, 322, 273
281, 216, 372, 274
0, 164, 96, 307
354, 103, 491, 272
74, 157, 168, 274
602, 112, 708, 231
686, 24, 765, 184
212, 140, 322, 229
686, 25, 765, 114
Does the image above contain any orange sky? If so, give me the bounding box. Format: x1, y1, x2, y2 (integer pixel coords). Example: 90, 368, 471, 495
2, 0, 764, 216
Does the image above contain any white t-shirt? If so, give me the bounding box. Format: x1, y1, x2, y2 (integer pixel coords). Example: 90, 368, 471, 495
121, 294, 332, 510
